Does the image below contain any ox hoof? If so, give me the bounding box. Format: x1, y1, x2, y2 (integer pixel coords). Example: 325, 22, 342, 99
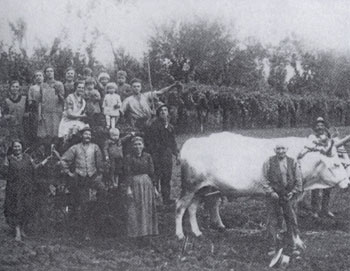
210, 224, 226, 232
193, 231, 203, 238
176, 233, 185, 240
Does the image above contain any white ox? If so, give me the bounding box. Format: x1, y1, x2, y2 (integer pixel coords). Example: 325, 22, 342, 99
175, 132, 350, 245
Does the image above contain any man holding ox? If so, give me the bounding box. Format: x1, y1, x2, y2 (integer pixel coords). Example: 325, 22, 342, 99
262, 144, 303, 254
262, 117, 350, 258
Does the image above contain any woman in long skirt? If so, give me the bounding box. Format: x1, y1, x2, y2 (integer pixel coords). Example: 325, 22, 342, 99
2, 140, 49, 241
123, 136, 158, 241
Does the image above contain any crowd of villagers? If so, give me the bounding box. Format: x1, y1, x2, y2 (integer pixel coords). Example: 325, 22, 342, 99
1, 65, 350, 254
0, 66, 195, 245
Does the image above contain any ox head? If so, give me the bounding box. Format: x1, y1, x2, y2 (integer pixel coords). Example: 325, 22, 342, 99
302, 147, 350, 190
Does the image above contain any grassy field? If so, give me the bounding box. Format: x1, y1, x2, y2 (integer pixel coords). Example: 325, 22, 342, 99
2, 127, 350, 270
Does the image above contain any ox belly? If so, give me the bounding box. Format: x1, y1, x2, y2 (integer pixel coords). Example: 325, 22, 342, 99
176, 132, 349, 240
181, 132, 308, 194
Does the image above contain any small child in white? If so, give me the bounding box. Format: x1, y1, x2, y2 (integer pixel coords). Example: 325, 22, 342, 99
103, 82, 122, 129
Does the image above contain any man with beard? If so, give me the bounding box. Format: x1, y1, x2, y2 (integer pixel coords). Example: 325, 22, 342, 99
145, 104, 179, 205
61, 127, 105, 238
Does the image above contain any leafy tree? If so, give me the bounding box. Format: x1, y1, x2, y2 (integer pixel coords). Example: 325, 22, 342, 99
148, 19, 237, 87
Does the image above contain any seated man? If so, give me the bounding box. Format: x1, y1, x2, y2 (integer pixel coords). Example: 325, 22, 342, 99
262, 144, 303, 255
60, 127, 105, 239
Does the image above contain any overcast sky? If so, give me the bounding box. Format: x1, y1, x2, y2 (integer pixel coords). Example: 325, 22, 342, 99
1, 0, 350, 64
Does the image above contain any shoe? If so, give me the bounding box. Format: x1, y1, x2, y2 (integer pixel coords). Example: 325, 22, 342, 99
320, 211, 335, 218
268, 248, 276, 256
209, 224, 226, 232
292, 248, 301, 256
311, 212, 319, 219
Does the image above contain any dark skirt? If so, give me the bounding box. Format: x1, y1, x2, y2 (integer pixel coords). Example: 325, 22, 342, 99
127, 174, 159, 238
4, 154, 35, 229
4, 183, 34, 228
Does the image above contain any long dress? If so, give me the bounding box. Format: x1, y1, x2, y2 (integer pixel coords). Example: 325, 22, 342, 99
58, 93, 87, 138
3, 153, 35, 228
3, 95, 26, 140
36, 81, 64, 138
123, 152, 159, 237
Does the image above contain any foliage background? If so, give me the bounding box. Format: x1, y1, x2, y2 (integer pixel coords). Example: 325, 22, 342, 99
1, 19, 350, 130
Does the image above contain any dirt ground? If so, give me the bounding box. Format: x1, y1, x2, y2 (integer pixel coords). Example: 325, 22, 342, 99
2, 127, 350, 270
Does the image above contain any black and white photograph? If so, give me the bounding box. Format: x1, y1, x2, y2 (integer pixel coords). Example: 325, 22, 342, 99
1, 0, 350, 270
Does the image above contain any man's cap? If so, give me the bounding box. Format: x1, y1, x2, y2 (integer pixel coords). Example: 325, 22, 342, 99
156, 103, 169, 116
131, 136, 144, 144
117, 70, 127, 77
80, 126, 92, 134
98, 72, 110, 81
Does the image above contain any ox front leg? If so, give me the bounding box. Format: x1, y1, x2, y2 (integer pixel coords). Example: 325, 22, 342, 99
208, 195, 226, 230
188, 197, 202, 237
176, 193, 195, 240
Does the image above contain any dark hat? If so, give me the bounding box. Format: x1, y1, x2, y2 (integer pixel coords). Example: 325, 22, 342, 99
313, 116, 329, 130
131, 136, 144, 144
117, 70, 127, 77
156, 103, 168, 116
80, 126, 92, 134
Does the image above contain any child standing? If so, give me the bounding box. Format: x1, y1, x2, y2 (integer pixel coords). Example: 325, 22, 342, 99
97, 72, 110, 98
84, 77, 102, 127
103, 128, 133, 188
116, 70, 132, 101
103, 82, 122, 129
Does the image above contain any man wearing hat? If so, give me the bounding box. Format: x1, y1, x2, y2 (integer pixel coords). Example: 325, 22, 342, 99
145, 104, 179, 205
262, 143, 303, 254
61, 127, 105, 238
308, 117, 334, 218
116, 70, 132, 101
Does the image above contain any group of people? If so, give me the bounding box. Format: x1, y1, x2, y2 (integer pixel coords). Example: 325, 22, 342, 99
1, 66, 181, 243
262, 116, 350, 257
2, 66, 349, 253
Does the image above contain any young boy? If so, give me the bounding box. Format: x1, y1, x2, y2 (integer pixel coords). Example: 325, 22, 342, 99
103, 128, 133, 188
103, 82, 122, 129
97, 72, 110, 98
64, 67, 75, 98
116, 70, 132, 101
84, 77, 102, 127
83, 67, 94, 81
